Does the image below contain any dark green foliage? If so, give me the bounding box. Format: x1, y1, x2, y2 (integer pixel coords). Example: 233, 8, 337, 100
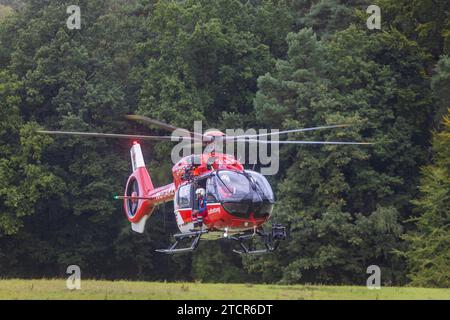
290, 0, 370, 38
0, 0, 23, 12
404, 109, 449, 287
135, 0, 284, 129
0, 0, 447, 286
431, 55, 450, 123
376, 0, 449, 58
248, 25, 435, 284
403, 57, 450, 288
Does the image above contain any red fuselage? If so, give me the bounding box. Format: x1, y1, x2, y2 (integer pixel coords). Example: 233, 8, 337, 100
124, 149, 274, 234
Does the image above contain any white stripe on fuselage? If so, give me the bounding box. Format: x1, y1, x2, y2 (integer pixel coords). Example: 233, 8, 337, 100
175, 203, 221, 233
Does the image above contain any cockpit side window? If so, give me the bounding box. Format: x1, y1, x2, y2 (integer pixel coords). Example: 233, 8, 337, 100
206, 177, 218, 202
176, 184, 192, 209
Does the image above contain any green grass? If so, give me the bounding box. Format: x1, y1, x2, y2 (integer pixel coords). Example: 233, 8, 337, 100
0, 279, 448, 300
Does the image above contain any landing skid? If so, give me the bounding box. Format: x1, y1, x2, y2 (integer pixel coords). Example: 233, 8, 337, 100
155, 230, 208, 254
230, 224, 286, 255
155, 224, 286, 255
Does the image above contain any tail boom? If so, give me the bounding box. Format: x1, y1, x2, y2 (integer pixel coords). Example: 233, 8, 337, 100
123, 142, 175, 232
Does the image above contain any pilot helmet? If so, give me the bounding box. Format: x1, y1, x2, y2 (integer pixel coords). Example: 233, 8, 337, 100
195, 188, 206, 197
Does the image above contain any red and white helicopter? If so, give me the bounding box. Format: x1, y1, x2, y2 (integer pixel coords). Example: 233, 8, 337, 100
38, 115, 370, 254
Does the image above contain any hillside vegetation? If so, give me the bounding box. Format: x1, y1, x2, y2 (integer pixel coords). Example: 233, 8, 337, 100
0, 0, 448, 287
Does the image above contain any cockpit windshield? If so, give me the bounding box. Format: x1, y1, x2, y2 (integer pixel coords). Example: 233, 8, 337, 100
206, 170, 274, 203
206, 170, 274, 218
216, 170, 252, 202
245, 170, 275, 203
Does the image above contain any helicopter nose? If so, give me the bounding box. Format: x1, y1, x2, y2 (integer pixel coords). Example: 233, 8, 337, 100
252, 201, 274, 218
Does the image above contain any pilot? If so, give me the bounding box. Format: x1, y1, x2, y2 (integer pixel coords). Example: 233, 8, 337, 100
217, 172, 236, 198
192, 188, 207, 229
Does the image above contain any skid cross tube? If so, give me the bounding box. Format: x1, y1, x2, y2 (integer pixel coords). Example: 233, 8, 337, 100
230, 224, 286, 255
156, 230, 208, 254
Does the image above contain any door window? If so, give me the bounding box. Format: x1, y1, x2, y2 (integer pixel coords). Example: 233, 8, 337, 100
176, 184, 192, 209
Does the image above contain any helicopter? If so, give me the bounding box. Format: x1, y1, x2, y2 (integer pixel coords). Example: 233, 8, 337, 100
37, 115, 371, 254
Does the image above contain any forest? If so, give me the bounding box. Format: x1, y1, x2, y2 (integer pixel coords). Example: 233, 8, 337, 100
0, 0, 448, 287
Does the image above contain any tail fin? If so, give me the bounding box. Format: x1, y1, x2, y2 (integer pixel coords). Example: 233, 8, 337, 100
124, 142, 155, 233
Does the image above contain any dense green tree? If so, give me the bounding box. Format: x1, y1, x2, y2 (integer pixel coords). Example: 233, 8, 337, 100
0, 70, 64, 237
376, 0, 449, 59
135, 0, 281, 129
289, 0, 370, 38
403, 109, 449, 287
191, 242, 250, 282
0, 0, 287, 281
431, 54, 450, 123
403, 56, 450, 288
0, 0, 446, 285
247, 25, 435, 284
0, 0, 159, 278
0, 1, 23, 10
0, 4, 13, 19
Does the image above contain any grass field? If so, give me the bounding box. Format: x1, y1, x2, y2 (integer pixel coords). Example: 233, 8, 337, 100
0, 279, 448, 300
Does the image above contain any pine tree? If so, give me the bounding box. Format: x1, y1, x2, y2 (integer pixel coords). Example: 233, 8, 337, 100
404, 56, 450, 288
405, 109, 450, 287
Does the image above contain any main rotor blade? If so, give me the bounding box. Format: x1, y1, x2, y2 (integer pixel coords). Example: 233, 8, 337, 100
125, 114, 207, 141
125, 114, 180, 132
234, 139, 372, 145
223, 124, 350, 140
37, 130, 198, 142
